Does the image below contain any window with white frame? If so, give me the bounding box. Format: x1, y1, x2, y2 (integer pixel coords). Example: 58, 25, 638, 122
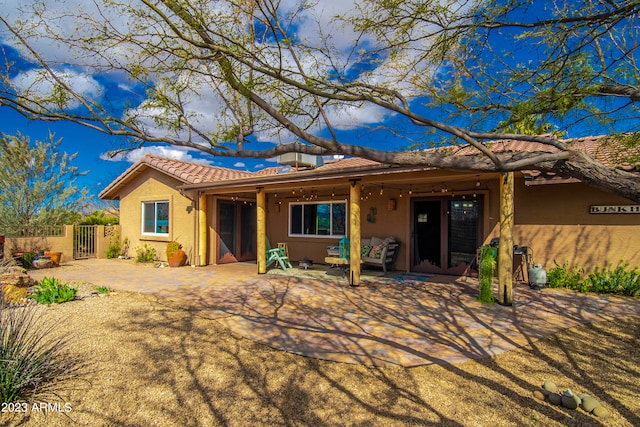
142, 201, 169, 235
289, 201, 346, 237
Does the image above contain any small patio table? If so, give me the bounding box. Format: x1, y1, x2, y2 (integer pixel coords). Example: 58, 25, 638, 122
325, 256, 353, 277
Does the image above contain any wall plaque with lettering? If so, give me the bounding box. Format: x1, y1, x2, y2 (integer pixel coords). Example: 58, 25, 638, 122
590, 205, 640, 214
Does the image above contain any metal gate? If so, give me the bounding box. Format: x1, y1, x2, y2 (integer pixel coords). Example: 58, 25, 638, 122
74, 225, 97, 259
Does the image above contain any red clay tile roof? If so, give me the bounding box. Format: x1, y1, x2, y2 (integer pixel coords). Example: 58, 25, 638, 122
101, 135, 638, 199
99, 154, 257, 199
448, 135, 640, 170
252, 166, 281, 176
317, 157, 381, 170
142, 155, 255, 183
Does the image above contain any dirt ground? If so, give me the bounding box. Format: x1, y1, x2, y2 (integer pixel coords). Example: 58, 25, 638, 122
3, 283, 639, 427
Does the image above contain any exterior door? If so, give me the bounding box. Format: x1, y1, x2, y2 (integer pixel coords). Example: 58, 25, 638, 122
411, 197, 481, 274
217, 201, 256, 263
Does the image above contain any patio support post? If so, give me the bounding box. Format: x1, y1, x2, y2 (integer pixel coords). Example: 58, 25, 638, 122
349, 180, 361, 286
198, 193, 207, 266
257, 187, 267, 274
498, 172, 514, 305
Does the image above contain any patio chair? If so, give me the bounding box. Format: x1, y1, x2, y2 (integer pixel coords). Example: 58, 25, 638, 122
266, 238, 292, 270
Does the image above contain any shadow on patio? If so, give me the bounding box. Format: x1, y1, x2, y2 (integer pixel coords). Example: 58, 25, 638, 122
157, 268, 640, 367
30, 259, 640, 367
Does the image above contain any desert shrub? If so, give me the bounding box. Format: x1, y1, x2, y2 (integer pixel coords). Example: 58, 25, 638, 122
96, 286, 110, 294
20, 252, 37, 269
478, 245, 495, 303
30, 277, 77, 305
0, 303, 86, 403
105, 231, 121, 259
135, 244, 156, 263
586, 262, 640, 296
546, 261, 586, 291
121, 237, 130, 258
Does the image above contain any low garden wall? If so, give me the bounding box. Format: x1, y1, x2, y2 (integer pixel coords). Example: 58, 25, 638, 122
1, 225, 120, 263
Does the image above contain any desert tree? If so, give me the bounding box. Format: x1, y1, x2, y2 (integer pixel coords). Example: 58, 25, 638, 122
0, 132, 87, 229
0, 0, 638, 200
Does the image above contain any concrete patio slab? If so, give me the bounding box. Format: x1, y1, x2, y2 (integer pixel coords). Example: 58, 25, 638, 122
29, 259, 640, 367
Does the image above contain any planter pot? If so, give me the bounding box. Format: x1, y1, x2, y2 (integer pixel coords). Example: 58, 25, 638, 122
44, 251, 62, 266
32, 257, 53, 269
167, 250, 186, 267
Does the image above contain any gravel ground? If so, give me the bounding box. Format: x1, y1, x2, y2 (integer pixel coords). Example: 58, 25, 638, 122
3, 282, 639, 427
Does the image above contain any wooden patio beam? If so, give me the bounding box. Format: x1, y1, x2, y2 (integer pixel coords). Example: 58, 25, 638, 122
198, 193, 207, 266
498, 172, 514, 305
349, 180, 361, 286
256, 187, 267, 274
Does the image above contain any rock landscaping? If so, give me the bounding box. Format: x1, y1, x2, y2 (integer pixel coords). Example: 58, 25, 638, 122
1, 266, 114, 306
534, 380, 609, 418
0, 266, 37, 304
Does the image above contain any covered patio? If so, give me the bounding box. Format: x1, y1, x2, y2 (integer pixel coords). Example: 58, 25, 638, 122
30, 259, 640, 367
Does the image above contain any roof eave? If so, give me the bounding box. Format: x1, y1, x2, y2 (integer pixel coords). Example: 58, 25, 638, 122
178, 163, 435, 192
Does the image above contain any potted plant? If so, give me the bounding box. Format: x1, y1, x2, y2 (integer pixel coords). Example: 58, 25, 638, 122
44, 250, 63, 266
166, 241, 186, 267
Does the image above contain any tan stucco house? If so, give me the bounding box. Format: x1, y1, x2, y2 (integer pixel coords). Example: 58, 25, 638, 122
100, 136, 640, 280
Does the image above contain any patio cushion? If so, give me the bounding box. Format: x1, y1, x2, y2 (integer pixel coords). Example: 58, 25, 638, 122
369, 243, 385, 259
361, 245, 372, 257
370, 236, 384, 247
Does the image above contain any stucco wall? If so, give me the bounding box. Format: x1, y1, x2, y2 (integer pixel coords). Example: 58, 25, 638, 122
264, 175, 639, 273
118, 170, 195, 263
487, 178, 640, 272
265, 189, 410, 269
2, 225, 75, 263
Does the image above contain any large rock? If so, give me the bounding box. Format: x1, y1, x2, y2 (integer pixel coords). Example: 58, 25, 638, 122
0, 267, 35, 303
542, 381, 558, 393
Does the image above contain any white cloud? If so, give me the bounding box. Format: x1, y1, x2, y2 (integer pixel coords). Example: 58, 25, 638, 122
11, 68, 103, 110
233, 161, 246, 168
2, 0, 447, 148
100, 145, 213, 165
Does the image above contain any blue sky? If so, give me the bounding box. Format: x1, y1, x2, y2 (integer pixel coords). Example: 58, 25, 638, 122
0, 106, 269, 200
0, 0, 417, 205
0, 0, 396, 204
0, 0, 636, 206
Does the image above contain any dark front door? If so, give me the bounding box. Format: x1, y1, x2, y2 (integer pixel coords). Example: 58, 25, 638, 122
217, 201, 256, 263
411, 197, 481, 274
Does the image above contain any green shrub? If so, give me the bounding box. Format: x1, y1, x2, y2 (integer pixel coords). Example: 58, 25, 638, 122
478, 245, 495, 303
122, 237, 130, 258
546, 261, 586, 291
105, 231, 121, 259
166, 241, 182, 258
135, 244, 156, 263
96, 286, 110, 294
0, 303, 87, 403
29, 277, 77, 305
586, 262, 640, 296
20, 252, 37, 269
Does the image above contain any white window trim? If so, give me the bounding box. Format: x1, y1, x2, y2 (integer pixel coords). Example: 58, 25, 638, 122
288, 199, 347, 238
141, 200, 170, 236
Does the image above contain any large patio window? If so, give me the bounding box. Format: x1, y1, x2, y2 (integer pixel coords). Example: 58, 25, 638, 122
142, 201, 169, 235
289, 201, 346, 237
